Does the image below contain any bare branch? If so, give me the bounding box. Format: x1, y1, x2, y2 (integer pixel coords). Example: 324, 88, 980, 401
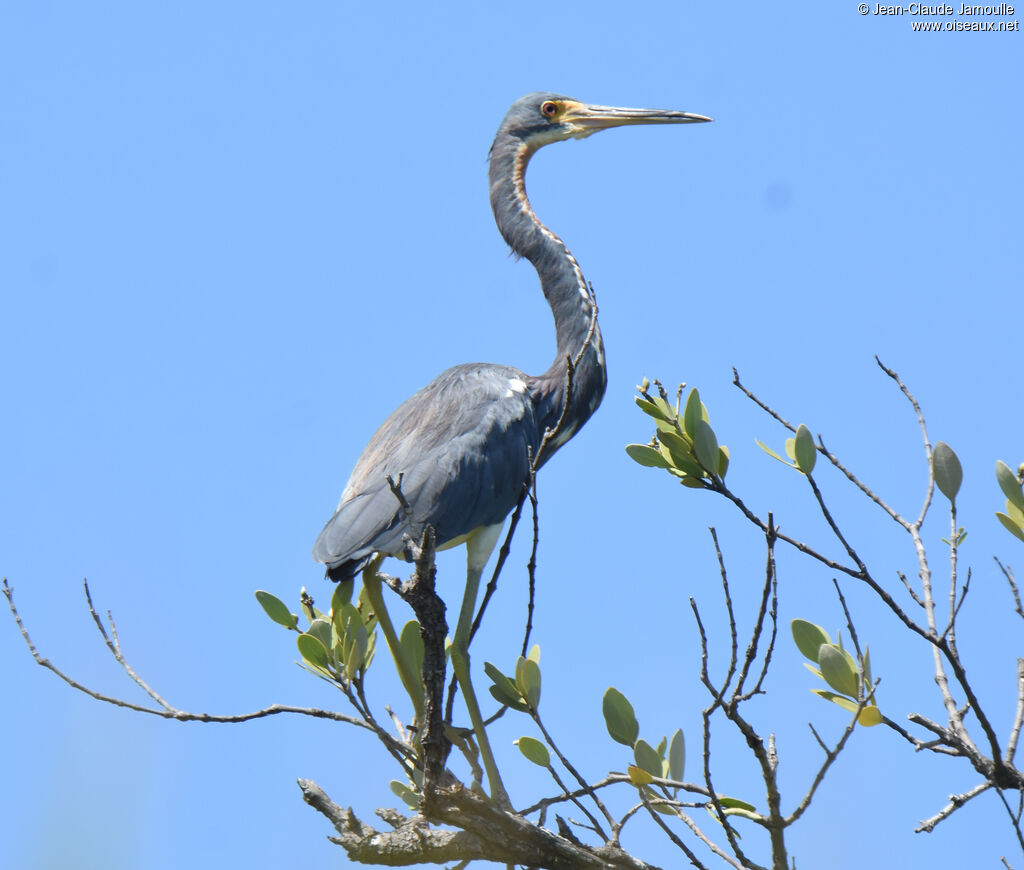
873, 356, 936, 529
639, 793, 713, 870
3, 578, 395, 730
300, 778, 665, 870
787, 697, 870, 825
1008, 659, 1024, 765
531, 709, 616, 838
915, 781, 992, 833
996, 557, 1024, 621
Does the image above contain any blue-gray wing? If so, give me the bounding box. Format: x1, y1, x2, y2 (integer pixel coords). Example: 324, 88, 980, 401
313, 363, 539, 580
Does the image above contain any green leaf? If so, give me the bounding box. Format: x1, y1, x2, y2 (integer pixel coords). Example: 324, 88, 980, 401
333, 601, 361, 643
527, 644, 541, 665
793, 424, 817, 474
515, 736, 550, 767
297, 632, 330, 669
633, 739, 663, 778
791, 619, 831, 662
603, 687, 639, 747
345, 624, 368, 675
330, 580, 353, 614
996, 460, 1024, 511
996, 512, 1024, 543
668, 728, 685, 784
400, 620, 425, 678
635, 396, 674, 423
625, 443, 672, 469
389, 780, 420, 810
862, 645, 873, 689
658, 430, 705, 477
651, 798, 680, 816
255, 590, 298, 630
717, 797, 757, 812
717, 445, 730, 479
683, 388, 704, 438
693, 420, 720, 476
515, 657, 542, 710
817, 644, 859, 698
755, 439, 790, 465
933, 441, 963, 502
1008, 499, 1024, 528
484, 661, 529, 712
307, 617, 334, 653
811, 689, 881, 725
651, 394, 677, 422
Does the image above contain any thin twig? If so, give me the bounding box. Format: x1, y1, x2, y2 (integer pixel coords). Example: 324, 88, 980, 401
996, 557, 1023, 621
638, 793, 713, 870
532, 710, 616, 834
787, 693, 872, 825
915, 781, 991, 832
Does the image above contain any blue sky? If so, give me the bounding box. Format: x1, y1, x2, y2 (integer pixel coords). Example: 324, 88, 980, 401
2, 2, 1021, 868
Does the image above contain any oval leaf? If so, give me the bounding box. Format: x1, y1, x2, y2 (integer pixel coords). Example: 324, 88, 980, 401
633, 738, 663, 778
626, 443, 672, 469
484, 662, 529, 712
818, 644, 859, 698
717, 445, 730, 479
717, 796, 757, 812
307, 617, 334, 652
858, 705, 883, 727
996, 461, 1024, 511
255, 590, 298, 630
389, 780, 420, 810
756, 439, 789, 465
683, 388, 704, 438
791, 619, 831, 662
793, 424, 817, 474
400, 620, 425, 677
603, 687, 639, 747
658, 430, 705, 477
668, 728, 685, 784
297, 632, 330, 669
515, 657, 542, 710
515, 736, 550, 767
329, 580, 353, 614
996, 512, 1024, 543
933, 442, 962, 502
627, 765, 654, 786
693, 420, 720, 476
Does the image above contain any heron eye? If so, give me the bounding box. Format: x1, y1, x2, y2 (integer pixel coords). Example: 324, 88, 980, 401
540, 101, 559, 118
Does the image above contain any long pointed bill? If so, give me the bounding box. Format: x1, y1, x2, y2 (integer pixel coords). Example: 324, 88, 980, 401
563, 103, 712, 139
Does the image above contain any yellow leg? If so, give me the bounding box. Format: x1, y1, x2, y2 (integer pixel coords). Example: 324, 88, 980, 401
450, 526, 510, 807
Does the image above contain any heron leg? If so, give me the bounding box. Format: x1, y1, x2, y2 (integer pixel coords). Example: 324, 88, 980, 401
449, 524, 510, 806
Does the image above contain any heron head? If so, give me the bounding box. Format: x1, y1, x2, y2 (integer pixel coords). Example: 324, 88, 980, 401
499, 92, 712, 149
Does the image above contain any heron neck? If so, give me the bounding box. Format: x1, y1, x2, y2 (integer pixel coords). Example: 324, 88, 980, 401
488, 137, 607, 451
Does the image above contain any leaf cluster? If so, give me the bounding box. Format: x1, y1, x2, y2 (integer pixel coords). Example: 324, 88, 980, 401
256, 584, 388, 685
791, 619, 882, 727
625, 380, 729, 486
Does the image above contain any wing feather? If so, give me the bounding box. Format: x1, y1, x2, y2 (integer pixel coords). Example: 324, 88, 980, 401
313, 363, 538, 578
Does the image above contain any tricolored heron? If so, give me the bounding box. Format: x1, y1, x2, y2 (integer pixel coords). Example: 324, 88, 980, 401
314, 93, 710, 801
